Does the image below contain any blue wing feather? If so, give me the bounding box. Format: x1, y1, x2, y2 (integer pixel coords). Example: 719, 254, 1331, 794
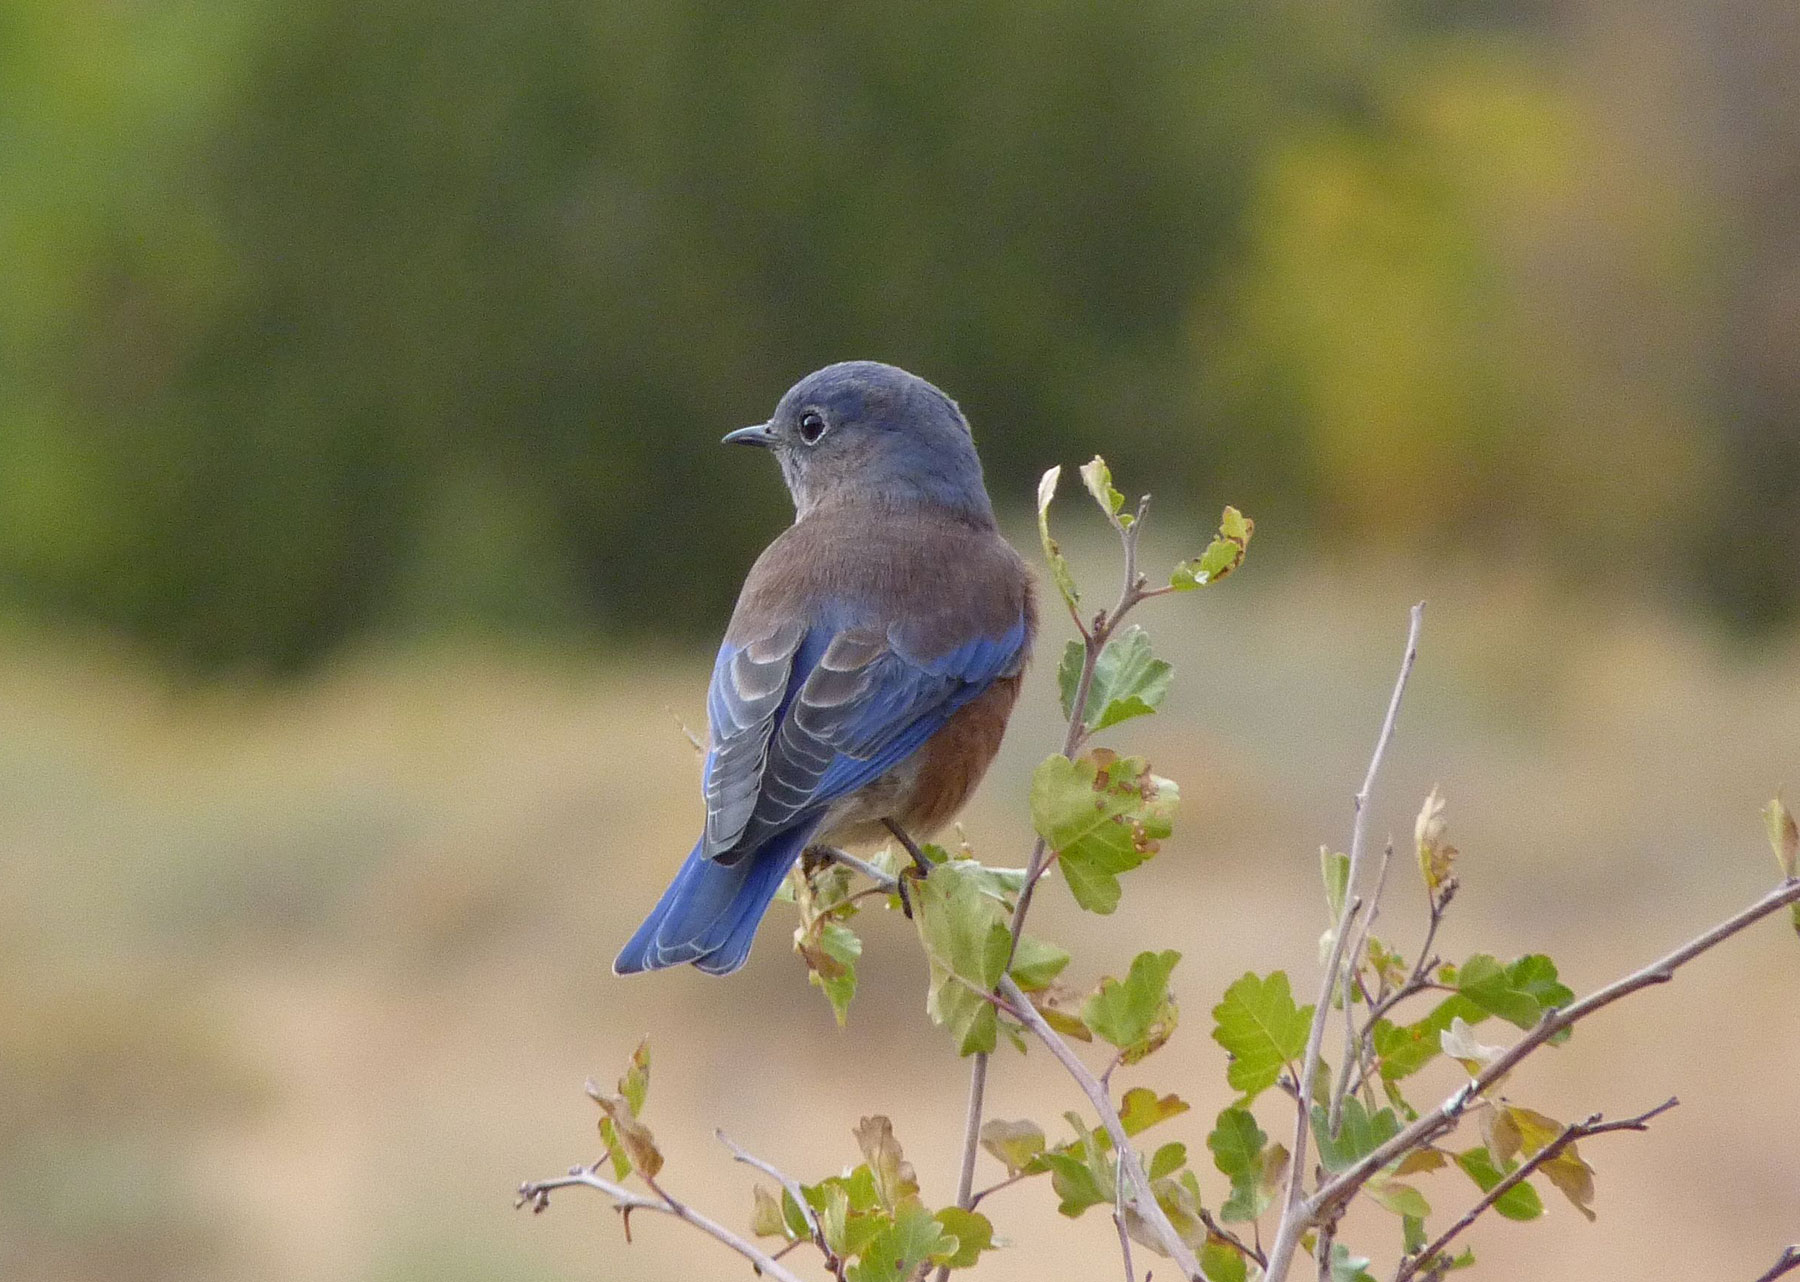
614, 610, 1027, 974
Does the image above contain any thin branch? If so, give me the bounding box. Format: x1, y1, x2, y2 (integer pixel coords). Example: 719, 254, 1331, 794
1197, 1207, 1265, 1269
1300, 876, 1800, 1235
816, 845, 899, 892
967, 1167, 1035, 1209
1266, 605, 1424, 1282
1751, 1246, 1800, 1282
944, 504, 1164, 1272
1113, 1152, 1140, 1282
516, 1167, 809, 1282
716, 1131, 837, 1272
999, 975, 1211, 1281
1393, 1098, 1678, 1282
1332, 840, 1394, 1133
1316, 1219, 1337, 1282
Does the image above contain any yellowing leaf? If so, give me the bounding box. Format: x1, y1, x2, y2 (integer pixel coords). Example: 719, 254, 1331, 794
1036, 467, 1080, 611
1171, 506, 1254, 589
1030, 750, 1178, 914
1365, 1175, 1431, 1219
1119, 1087, 1190, 1136
592, 1093, 662, 1178
979, 1119, 1047, 1175
932, 1206, 995, 1269
750, 1184, 795, 1240
1079, 455, 1131, 528
1415, 786, 1455, 891
853, 1116, 918, 1211
1394, 1148, 1448, 1176
1765, 794, 1799, 880
1539, 1145, 1597, 1222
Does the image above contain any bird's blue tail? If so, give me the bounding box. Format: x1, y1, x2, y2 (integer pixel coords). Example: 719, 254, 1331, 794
613, 825, 815, 976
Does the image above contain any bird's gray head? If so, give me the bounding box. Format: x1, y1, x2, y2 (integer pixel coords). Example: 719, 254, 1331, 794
723, 361, 994, 525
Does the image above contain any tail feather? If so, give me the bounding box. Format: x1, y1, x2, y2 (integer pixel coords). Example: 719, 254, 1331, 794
613, 825, 815, 975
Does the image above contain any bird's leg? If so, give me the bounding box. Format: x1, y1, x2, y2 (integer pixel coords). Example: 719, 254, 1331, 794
882, 818, 935, 877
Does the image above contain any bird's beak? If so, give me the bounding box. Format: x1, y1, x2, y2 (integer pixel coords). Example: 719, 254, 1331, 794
721, 423, 777, 448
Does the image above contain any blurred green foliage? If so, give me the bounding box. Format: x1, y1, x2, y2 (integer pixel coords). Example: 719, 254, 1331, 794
0, 0, 1780, 672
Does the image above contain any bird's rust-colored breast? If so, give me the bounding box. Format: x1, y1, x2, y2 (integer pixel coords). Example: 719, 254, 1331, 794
895, 673, 1023, 835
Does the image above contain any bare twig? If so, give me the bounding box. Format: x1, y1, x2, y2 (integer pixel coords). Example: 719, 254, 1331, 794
999, 975, 1210, 1281
1393, 1098, 1679, 1282
816, 845, 900, 893
1266, 605, 1423, 1282
516, 1167, 809, 1282
1751, 1245, 1800, 1282
1316, 1220, 1337, 1282
717, 1131, 838, 1272
1197, 1207, 1265, 1269
967, 1168, 1034, 1209
1292, 876, 1800, 1248
1113, 1153, 1139, 1282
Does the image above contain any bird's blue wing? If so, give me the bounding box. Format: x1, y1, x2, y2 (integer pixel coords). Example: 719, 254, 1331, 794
700, 612, 1028, 864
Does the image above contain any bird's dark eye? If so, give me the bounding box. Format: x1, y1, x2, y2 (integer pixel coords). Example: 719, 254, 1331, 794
797, 410, 827, 445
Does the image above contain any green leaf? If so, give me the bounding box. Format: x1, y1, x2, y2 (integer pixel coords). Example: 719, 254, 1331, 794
979, 1119, 1046, 1176
914, 861, 1012, 1055
1373, 995, 1483, 1081
1065, 626, 1174, 733
805, 920, 862, 1025
1009, 935, 1071, 992
1453, 953, 1572, 1031
1454, 1148, 1544, 1221
1453, 954, 1539, 1027
779, 1187, 812, 1241
1321, 848, 1350, 919
1505, 954, 1574, 1012
1040, 1150, 1111, 1217
1079, 455, 1131, 529
1083, 949, 1181, 1058
1149, 1141, 1188, 1180
1208, 1106, 1279, 1223
1403, 1212, 1427, 1254
1206, 1108, 1266, 1184
932, 1207, 994, 1270
1119, 1086, 1190, 1136
1210, 971, 1312, 1102
1310, 1098, 1400, 1174
1171, 505, 1253, 589
848, 1199, 956, 1282
1030, 750, 1178, 914
1200, 1238, 1249, 1282
1329, 1241, 1378, 1282
1056, 639, 1085, 720
1037, 467, 1080, 612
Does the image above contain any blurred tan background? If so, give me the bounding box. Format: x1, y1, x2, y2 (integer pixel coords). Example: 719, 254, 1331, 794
3, 0, 1799, 1278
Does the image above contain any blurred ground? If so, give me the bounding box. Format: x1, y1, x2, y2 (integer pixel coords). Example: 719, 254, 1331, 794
4, 550, 1798, 1282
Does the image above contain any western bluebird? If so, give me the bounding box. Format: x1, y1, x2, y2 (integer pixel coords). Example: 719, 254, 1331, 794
614, 361, 1037, 975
